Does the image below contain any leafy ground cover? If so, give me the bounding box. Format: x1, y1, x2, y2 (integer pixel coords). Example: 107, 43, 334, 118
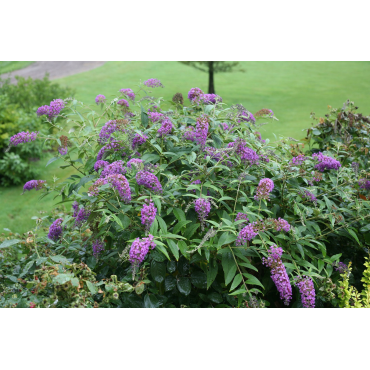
0, 62, 34, 74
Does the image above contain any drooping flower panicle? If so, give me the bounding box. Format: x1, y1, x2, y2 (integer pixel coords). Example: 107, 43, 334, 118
254, 178, 274, 201
136, 171, 163, 193
312, 152, 341, 172
89, 174, 131, 203
48, 218, 63, 241
9, 131, 38, 147
129, 234, 156, 266
294, 276, 316, 308
143, 79, 163, 88
23, 180, 46, 193
95, 94, 106, 104
141, 201, 157, 233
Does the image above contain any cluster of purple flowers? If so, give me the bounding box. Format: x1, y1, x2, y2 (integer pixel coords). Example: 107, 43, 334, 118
300, 189, 317, 204
37, 99, 65, 120
294, 276, 316, 308
334, 261, 349, 274
148, 112, 165, 122
143, 78, 163, 88
199, 94, 222, 105
359, 178, 370, 190
99, 120, 125, 144
119, 88, 135, 101
127, 158, 144, 170
227, 140, 260, 166
136, 170, 163, 193
72, 201, 79, 217
158, 118, 173, 137
236, 109, 255, 124
194, 198, 211, 231
9, 131, 38, 147
254, 178, 274, 201
97, 140, 125, 161
100, 160, 127, 178
290, 154, 307, 166
195, 116, 209, 149
254, 132, 266, 144
148, 105, 161, 113
94, 160, 109, 172
48, 218, 63, 242
183, 126, 196, 141
58, 146, 68, 155
235, 212, 249, 225
23, 180, 46, 193
312, 152, 341, 172
129, 234, 156, 266
117, 99, 129, 108
273, 218, 291, 232
132, 133, 148, 149
188, 87, 203, 102
74, 207, 91, 228
95, 94, 106, 104
141, 201, 157, 233
92, 239, 105, 257
90, 174, 131, 203
262, 245, 292, 306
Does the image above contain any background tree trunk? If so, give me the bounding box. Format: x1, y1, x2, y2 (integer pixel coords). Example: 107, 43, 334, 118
208, 61, 215, 94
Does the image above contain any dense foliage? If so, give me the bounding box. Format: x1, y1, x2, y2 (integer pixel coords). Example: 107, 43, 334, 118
0, 75, 74, 186
1, 82, 369, 308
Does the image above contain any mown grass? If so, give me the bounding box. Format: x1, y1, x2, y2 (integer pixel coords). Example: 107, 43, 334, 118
1, 61, 370, 234
0, 61, 34, 75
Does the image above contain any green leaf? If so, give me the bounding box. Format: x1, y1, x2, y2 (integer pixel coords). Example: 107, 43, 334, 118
0, 239, 20, 249
191, 270, 207, 289
207, 292, 223, 304
71, 278, 79, 287
173, 220, 192, 234
207, 258, 218, 289
151, 260, 166, 283
218, 232, 237, 248
173, 208, 186, 222
242, 273, 264, 289
53, 274, 73, 285
177, 277, 191, 296
157, 216, 167, 233
141, 153, 160, 162
167, 239, 179, 261
155, 244, 170, 261
347, 228, 361, 245
144, 294, 159, 308
46, 157, 60, 167
86, 281, 97, 295
222, 251, 237, 286
167, 261, 177, 273
141, 109, 149, 128
149, 217, 158, 235
50, 255, 69, 265
183, 223, 200, 239
178, 240, 189, 257
230, 273, 243, 291
153, 198, 162, 217
165, 275, 177, 291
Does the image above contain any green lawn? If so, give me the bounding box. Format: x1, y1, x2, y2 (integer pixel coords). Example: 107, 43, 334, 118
0, 61, 34, 75
1, 61, 370, 234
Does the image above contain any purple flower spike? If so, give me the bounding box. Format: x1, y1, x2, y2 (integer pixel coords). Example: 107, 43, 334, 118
117, 99, 129, 108
23, 180, 46, 193
195, 116, 209, 150
141, 201, 157, 233
89, 174, 131, 203
93, 239, 105, 257
100, 160, 127, 178
294, 276, 316, 308
262, 244, 292, 306
95, 94, 106, 104
119, 88, 135, 101
158, 118, 173, 137
312, 152, 341, 172
9, 131, 38, 147
129, 234, 156, 266
143, 79, 163, 88
48, 218, 63, 242
136, 171, 162, 194
254, 178, 274, 201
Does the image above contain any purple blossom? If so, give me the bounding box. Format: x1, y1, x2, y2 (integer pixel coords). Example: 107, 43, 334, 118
148, 105, 161, 113
37, 105, 49, 117
96, 140, 125, 161
148, 112, 165, 122
143, 78, 163, 88
195, 116, 209, 149
75, 207, 91, 228
227, 140, 260, 166
89, 174, 131, 203
117, 99, 129, 108
72, 201, 79, 217
9, 131, 38, 147
129, 234, 156, 266
132, 133, 148, 148
334, 262, 349, 274
254, 178, 274, 201
94, 160, 109, 172
188, 87, 204, 102
158, 118, 173, 137
290, 154, 307, 166
98, 120, 126, 144
235, 212, 249, 227
141, 201, 157, 233
359, 178, 370, 190
237, 109, 256, 124
183, 126, 196, 141
58, 146, 68, 155
95, 94, 106, 104
274, 218, 291, 232
48, 218, 63, 242
294, 276, 316, 308
23, 180, 46, 193
236, 222, 259, 245
254, 131, 266, 144
300, 190, 317, 204
48, 99, 65, 119
194, 198, 211, 231
312, 152, 341, 172
92, 239, 105, 257
127, 158, 144, 170
262, 245, 292, 306
199, 93, 223, 105
120, 88, 135, 101
136, 171, 163, 194
100, 160, 127, 178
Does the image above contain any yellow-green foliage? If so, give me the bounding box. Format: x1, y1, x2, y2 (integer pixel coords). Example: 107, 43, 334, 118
337, 258, 370, 308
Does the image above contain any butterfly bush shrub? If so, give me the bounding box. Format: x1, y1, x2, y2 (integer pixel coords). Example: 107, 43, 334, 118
1, 82, 370, 308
